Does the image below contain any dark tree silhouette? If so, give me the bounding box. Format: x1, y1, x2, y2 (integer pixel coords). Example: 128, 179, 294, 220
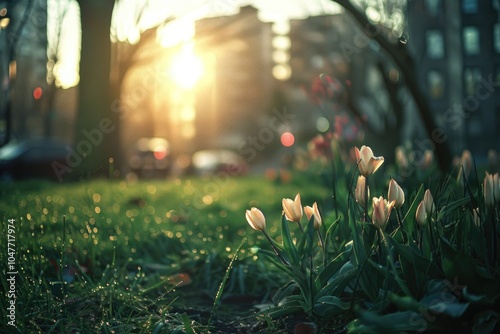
74, 0, 116, 178
330, 0, 452, 172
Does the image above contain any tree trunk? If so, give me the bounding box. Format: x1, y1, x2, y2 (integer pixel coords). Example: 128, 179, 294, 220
75, 0, 117, 179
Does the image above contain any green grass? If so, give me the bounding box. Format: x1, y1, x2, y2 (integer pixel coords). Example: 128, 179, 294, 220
0, 175, 328, 333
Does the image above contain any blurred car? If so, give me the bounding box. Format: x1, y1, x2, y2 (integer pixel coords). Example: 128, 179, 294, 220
0, 138, 69, 182
191, 149, 248, 176
128, 137, 171, 179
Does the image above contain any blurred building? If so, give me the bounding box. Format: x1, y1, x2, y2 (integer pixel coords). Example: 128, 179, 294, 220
407, 0, 500, 156
194, 6, 274, 151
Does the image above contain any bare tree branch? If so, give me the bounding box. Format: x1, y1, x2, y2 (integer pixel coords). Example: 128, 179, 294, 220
330, 0, 452, 172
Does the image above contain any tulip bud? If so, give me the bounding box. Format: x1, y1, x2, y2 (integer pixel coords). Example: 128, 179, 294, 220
472, 208, 480, 228
355, 175, 369, 207
282, 193, 303, 222
395, 146, 409, 170
371, 196, 395, 230
245, 207, 266, 231
415, 201, 427, 227
388, 179, 405, 209
354, 145, 385, 177
460, 150, 473, 180
421, 150, 433, 169
484, 172, 496, 208
304, 202, 322, 230
423, 189, 435, 215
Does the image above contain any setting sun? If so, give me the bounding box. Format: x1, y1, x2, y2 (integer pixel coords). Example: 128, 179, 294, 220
170, 43, 203, 89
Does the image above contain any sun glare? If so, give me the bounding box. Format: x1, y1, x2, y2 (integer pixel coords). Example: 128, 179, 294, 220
170, 44, 203, 90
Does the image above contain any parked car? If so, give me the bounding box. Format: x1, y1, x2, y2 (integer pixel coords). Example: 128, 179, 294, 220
191, 149, 248, 176
0, 138, 69, 182
127, 137, 171, 179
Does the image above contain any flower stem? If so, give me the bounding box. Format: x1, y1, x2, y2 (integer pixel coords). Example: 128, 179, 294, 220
330, 152, 339, 218
262, 230, 288, 266
376, 228, 383, 261
317, 230, 326, 268
396, 209, 407, 244
364, 176, 369, 222
297, 220, 304, 232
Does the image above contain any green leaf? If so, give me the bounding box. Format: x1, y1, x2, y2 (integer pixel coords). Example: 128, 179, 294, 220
272, 280, 298, 305
463, 286, 500, 305
348, 307, 440, 334
316, 264, 358, 299
388, 237, 442, 298
324, 216, 341, 245
315, 249, 350, 288
440, 238, 499, 295
181, 313, 195, 334
470, 221, 488, 264
348, 217, 366, 267
314, 296, 350, 317
265, 299, 303, 319
402, 184, 424, 237
348, 216, 379, 301
473, 310, 500, 334
281, 214, 300, 266
357, 259, 383, 302
389, 237, 442, 278
427, 299, 469, 318
437, 197, 473, 221
389, 293, 428, 314
258, 248, 293, 276
297, 215, 316, 260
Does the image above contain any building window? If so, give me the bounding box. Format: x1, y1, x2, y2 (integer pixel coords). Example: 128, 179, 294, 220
425, 0, 441, 16
494, 24, 500, 53
464, 67, 481, 96
426, 30, 444, 58
428, 70, 444, 98
463, 0, 478, 13
463, 26, 480, 55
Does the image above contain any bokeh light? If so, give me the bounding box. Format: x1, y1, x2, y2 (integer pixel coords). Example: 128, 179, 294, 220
280, 131, 295, 147
33, 87, 43, 100
170, 44, 203, 89
316, 116, 330, 132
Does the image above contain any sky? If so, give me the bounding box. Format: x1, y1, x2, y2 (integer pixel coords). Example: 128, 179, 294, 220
244, 0, 342, 21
